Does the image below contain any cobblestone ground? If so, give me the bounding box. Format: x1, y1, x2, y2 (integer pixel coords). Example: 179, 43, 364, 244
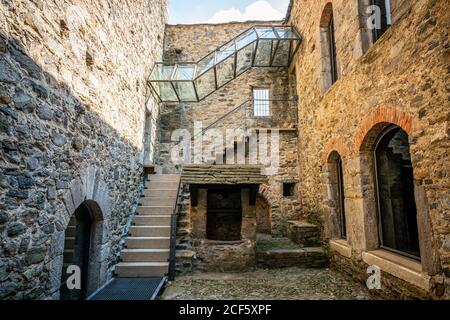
160, 267, 374, 300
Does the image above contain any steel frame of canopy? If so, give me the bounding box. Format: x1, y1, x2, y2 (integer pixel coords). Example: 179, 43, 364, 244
148, 25, 302, 103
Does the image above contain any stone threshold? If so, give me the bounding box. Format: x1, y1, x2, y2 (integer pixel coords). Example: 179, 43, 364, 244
362, 249, 431, 292
329, 239, 352, 258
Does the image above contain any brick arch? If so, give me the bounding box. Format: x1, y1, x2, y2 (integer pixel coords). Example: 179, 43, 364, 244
259, 184, 280, 211
50, 166, 112, 299
354, 107, 414, 152
258, 184, 282, 234
322, 137, 349, 163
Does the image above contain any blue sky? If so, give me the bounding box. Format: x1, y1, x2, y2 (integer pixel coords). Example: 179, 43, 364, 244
169, 0, 290, 24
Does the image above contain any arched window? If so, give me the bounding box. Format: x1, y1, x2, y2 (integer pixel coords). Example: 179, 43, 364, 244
327, 151, 347, 240
320, 3, 339, 92
370, 0, 392, 42
374, 125, 420, 259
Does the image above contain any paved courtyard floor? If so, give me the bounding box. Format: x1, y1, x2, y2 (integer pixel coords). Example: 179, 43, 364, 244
160, 267, 374, 300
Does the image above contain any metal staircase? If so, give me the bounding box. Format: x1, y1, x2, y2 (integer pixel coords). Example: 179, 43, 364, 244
148, 25, 301, 103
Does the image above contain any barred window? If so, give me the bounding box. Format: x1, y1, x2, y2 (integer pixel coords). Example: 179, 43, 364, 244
253, 88, 270, 117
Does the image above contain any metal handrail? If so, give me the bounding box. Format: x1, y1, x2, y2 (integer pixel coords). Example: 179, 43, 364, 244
168, 176, 182, 281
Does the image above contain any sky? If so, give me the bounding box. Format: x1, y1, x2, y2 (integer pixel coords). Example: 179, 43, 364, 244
168, 0, 290, 25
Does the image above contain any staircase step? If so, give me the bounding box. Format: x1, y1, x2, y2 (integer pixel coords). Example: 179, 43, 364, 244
120, 249, 170, 262
64, 237, 75, 249
125, 237, 170, 249
257, 247, 329, 269
63, 249, 74, 262
139, 197, 176, 206
65, 226, 76, 237
287, 221, 321, 247
115, 262, 169, 278
133, 215, 171, 226
129, 226, 171, 237
143, 189, 179, 197
137, 206, 173, 215
147, 175, 180, 183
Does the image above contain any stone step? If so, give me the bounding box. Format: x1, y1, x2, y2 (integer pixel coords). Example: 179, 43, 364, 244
64, 237, 75, 249
137, 206, 173, 215
115, 262, 169, 277
148, 174, 181, 181
139, 197, 176, 206
129, 226, 171, 237
143, 189, 179, 197
120, 249, 170, 262
125, 237, 170, 249
65, 226, 76, 237
257, 247, 329, 269
133, 215, 172, 226
287, 221, 321, 247
63, 249, 74, 262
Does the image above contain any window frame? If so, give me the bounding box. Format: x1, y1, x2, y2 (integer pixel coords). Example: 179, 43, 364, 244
373, 125, 421, 261
252, 87, 271, 117
370, 0, 392, 43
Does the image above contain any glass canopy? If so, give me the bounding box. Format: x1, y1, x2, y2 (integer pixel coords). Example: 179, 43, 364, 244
148, 26, 302, 103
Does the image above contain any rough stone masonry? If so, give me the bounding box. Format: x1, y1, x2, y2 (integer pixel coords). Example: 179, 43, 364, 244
0, 0, 167, 299
0, 0, 449, 301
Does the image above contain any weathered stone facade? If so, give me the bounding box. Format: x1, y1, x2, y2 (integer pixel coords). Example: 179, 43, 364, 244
0, 0, 448, 301
287, 0, 449, 299
156, 22, 301, 237
0, 0, 167, 299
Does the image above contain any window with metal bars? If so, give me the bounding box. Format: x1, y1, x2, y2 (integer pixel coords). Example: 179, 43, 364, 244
328, 14, 338, 85
371, 0, 392, 42
253, 88, 270, 117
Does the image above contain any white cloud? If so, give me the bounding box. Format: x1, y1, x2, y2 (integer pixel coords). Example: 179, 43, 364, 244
207, 1, 284, 24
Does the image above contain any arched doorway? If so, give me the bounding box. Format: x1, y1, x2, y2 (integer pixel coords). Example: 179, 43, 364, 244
256, 194, 271, 235
60, 201, 102, 300
326, 151, 347, 240
374, 125, 420, 259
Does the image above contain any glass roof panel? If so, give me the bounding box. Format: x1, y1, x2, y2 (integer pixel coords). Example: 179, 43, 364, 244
274, 27, 300, 39
272, 40, 290, 66
149, 64, 175, 81
197, 52, 215, 76
236, 29, 257, 50
173, 65, 196, 80
236, 42, 255, 75
216, 41, 236, 64
216, 54, 235, 88
256, 28, 278, 39
158, 82, 178, 101
173, 82, 196, 101
254, 40, 272, 66
195, 68, 216, 100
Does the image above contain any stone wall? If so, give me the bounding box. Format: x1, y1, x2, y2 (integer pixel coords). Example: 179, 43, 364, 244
288, 0, 449, 298
0, 0, 167, 299
156, 21, 301, 236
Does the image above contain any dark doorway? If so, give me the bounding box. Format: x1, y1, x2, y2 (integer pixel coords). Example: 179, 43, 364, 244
60, 203, 93, 300
207, 189, 242, 241
336, 156, 347, 239
375, 125, 420, 259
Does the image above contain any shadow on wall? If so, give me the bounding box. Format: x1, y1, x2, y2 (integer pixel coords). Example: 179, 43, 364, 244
0, 32, 145, 300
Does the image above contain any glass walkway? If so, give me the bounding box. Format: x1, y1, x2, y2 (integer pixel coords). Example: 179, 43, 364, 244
148, 26, 302, 103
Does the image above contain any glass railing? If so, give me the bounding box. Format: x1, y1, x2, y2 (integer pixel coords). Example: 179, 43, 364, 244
148, 26, 302, 103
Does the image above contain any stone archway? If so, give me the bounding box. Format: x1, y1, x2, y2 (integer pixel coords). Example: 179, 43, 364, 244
48, 166, 112, 300
258, 184, 282, 236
